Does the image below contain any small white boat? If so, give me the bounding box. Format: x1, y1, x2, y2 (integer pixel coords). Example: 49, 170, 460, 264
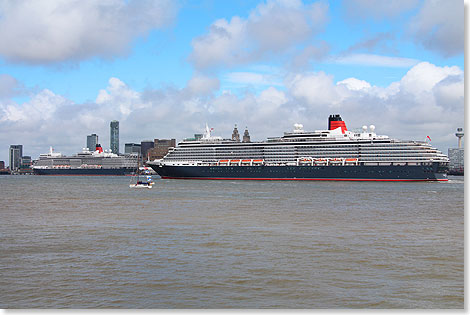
129, 181, 153, 189
129, 160, 154, 189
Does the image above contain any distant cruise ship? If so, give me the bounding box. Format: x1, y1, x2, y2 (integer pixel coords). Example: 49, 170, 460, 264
33, 144, 138, 175
148, 114, 449, 181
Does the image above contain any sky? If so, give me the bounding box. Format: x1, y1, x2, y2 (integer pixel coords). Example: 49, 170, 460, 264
0, 0, 465, 165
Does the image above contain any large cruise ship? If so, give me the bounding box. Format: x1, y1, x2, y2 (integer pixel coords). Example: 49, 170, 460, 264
33, 144, 138, 175
147, 115, 449, 181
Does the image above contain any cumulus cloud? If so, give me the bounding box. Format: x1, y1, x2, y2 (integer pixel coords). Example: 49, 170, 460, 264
343, 0, 419, 20
334, 53, 420, 68
408, 0, 463, 57
0, 74, 25, 99
0, 62, 463, 163
285, 62, 463, 146
189, 0, 329, 70
0, 0, 178, 64
186, 74, 220, 96
344, 32, 397, 55
291, 41, 330, 69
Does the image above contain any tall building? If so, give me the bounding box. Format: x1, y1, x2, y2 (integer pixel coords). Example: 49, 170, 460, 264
9, 145, 23, 171
125, 143, 141, 155
0, 161, 5, 169
87, 133, 98, 151
232, 125, 240, 142
148, 139, 176, 161
110, 120, 119, 154
141, 140, 154, 160
242, 127, 251, 143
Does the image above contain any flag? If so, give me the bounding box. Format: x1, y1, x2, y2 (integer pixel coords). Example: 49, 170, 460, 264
426, 136, 431, 141
210, 128, 214, 131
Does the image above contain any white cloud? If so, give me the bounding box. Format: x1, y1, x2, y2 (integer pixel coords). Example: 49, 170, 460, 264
408, 0, 463, 57
189, 0, 329, 70
0, 74, 24, 99
285, 62, 463, 147
0, 62, 464, 163
337, 78, 371, 91
224, 72, 282, 86
344, 0, 420, 20
0, 0, 178, 64
399, 62, 462, 95
186, 74, 220, 96
286, 71, 340, 107
334, 53, 420, 68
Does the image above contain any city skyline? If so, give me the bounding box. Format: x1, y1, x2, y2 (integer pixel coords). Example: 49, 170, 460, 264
0, 0, 465, 163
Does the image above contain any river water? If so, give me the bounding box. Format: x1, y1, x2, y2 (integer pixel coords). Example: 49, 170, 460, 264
0, 175, 464, 308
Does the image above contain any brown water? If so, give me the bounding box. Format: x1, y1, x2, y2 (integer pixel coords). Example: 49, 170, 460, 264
0, 175, 464, 308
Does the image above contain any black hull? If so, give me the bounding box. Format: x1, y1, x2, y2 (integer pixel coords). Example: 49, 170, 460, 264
149, 163, 448, 181
33, 168, 135, 176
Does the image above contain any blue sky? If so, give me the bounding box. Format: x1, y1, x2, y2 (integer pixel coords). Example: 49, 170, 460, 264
0, 0, 465, 164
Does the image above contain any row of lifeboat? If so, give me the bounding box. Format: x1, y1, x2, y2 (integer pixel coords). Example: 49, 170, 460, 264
52, 165, 72, 169
216, 158, 359, 166
298, 157, 359, 166
218, 159, 264, 166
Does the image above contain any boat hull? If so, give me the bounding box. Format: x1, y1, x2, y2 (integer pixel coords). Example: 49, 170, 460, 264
33, 168, 135, 176
149, 163, 448, 181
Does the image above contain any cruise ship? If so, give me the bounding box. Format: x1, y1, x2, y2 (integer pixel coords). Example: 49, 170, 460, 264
147, 115, 449, 181
33, 144, 138, 175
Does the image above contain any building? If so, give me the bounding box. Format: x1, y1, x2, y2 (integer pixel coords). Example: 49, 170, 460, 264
448, 149, 464, 174
148, 139, 176, 161
87, 133, 98, 151
184, 134, 203, 141
242, 127, 251, 143
19, 156, 32, 173
110, 120, 119, 154
125, 143, 141, 155
141, 140, 155, 160
9, 145, 23, 171
232, 125, 240, 142
0, 161, 8, 175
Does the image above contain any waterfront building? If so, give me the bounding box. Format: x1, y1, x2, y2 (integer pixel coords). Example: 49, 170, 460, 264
125, 143, 141, 155
448, 149, 464, 173
148, 139, 176, 160
232, 125, 240, 142
110, 120, 119, 154
19, 156, 32, 173
9, 145, 23, 171
87, 133, 98, 151
0, 161, 4, 169
242, 127, 251, 143
141, 140, 154, 160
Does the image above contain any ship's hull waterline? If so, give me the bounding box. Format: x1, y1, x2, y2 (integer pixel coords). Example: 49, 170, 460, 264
149, 163, 448, 181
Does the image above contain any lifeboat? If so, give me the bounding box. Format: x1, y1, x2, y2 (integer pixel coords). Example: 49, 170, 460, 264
328, 158, 343, 165
344, 158, 359, 165
314, 159, 327, 165
230, 159, 241, 165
